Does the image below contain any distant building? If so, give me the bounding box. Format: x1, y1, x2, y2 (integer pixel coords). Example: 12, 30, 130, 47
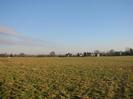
91, 53, 95, 56
79, 54, 83, 57
97, 53, 100, 57
66, 53, 72, 57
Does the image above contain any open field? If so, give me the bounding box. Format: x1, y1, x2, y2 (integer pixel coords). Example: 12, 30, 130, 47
0, 57, 133, 99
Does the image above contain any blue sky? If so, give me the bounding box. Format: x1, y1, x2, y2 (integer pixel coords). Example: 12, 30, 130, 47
0, 0, 133, 54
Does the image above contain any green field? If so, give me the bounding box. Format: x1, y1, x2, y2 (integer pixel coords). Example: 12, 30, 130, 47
0, 57, 133, 99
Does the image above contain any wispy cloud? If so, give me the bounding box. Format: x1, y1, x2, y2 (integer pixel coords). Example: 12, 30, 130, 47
0, 39, 15, 45
0, 26, 59, 50
0, 26, 17, 36
0, 26, 42, 46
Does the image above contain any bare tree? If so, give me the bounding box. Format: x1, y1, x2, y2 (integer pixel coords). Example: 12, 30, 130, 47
49, 51, 56, 56
109, 49, 115, 56
125, 48, 133, 55
94, 50, 100, 54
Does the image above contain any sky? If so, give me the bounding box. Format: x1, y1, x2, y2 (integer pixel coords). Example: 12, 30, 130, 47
0, 0, 133, 54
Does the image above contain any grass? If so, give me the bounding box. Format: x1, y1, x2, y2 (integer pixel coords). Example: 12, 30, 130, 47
0, 56, 133, 99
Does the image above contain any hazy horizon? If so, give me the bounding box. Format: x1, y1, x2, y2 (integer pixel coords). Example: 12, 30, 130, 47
0, 0, 133, 54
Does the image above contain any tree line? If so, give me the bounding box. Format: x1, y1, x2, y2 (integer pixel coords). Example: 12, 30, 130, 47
0, 48, 133, 57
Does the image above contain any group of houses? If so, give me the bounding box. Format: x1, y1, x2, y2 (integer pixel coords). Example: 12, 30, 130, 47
0, 48, 133, 57
65, 52, 101, 57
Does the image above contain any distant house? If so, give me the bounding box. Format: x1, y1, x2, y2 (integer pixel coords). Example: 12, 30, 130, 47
86, 52, 91, 56
66, 53, 72, 57
79, 54, 83, 57
97, 53, 100, 57
90, 53, 100, 57
91, 53, 95, 56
